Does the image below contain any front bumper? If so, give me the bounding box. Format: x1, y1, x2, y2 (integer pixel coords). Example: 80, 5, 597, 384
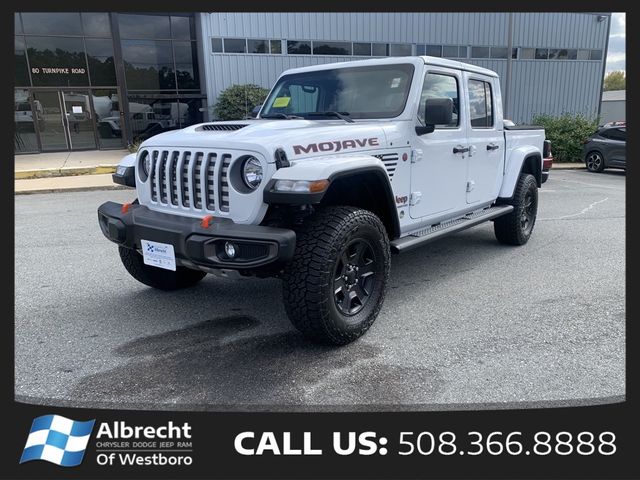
97, 202, 296, 270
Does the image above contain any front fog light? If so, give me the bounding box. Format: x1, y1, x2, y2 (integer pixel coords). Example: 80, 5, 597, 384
224, 242, 237, 258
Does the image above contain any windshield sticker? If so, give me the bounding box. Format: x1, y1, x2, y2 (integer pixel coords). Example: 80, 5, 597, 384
390, 78, 402, 88
273, 97, 291, 108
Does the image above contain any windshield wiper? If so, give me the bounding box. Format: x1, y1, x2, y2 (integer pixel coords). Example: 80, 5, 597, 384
261, 113, 304, 120
306, 111, 354, 123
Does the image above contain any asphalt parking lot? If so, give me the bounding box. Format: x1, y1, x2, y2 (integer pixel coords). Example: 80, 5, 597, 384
15, 169, 625, 411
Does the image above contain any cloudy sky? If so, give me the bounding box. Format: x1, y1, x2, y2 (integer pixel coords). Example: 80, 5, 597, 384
606, 12, 625, 73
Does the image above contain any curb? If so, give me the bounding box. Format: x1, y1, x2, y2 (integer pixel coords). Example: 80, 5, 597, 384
550, 163, 585, 170
14, 165, 117, 180
15, 185, 129, 196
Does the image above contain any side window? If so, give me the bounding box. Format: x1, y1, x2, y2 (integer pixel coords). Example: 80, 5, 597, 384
606, 128, 626, 141
419, 72, 459, 127
468, 79, 494, 128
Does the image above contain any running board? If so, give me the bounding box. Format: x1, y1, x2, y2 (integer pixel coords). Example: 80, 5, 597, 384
390, 205, 514, 253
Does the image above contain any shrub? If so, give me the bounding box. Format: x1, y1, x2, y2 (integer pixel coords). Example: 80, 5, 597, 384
213, 84, 270, 120
532, 114, 599, 162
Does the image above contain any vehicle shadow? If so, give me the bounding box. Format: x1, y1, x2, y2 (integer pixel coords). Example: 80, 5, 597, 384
68, 225, 512, 409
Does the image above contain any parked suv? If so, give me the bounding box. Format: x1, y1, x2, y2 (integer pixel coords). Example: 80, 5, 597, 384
583, 124, 626, 173
99, 57, 546, 345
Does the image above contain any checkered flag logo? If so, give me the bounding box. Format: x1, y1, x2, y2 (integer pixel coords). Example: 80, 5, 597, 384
20, 415, 95, 467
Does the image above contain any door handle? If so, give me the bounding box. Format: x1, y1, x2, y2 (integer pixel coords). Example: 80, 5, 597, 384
453, 145, 470, 154
486, 143, 500, 151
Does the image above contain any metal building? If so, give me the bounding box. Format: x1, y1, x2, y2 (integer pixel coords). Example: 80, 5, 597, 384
199, 12, 611, 123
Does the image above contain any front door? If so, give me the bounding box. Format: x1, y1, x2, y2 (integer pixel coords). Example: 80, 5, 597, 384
30, 90, 98, 152
61, 90, 97, 150
464, 74, 505, 205
410, 68, 468, 219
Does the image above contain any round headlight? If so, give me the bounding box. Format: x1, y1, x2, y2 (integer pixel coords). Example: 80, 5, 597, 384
242, 156, 263, 190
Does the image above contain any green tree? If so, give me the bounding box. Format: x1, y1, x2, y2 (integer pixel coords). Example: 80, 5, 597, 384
213, 84, 270, 120
603, 71, 625, 91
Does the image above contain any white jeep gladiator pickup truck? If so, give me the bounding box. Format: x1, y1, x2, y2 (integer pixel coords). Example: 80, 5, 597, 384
99, 56, 546, 345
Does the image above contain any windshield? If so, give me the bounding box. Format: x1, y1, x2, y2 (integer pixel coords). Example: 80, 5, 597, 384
261, 64, 415, 120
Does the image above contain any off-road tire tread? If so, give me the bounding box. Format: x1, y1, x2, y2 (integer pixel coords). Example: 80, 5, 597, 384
118, 246, 206, 290
494, 173, 538, 245
282, 206, 390, 345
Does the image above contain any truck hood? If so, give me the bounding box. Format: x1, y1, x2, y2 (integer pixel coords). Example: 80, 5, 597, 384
139, 119, 398, 162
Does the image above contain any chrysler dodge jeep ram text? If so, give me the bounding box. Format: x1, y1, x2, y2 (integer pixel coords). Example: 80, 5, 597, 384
99, 56, 546, 345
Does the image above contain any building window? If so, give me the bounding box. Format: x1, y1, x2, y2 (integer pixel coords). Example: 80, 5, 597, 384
85, 38, 117, 86
590, 49, 603, 60
313, 41, 352, 55
118, 14, 171, 39
520, 48, 535, 59
442, 45, 459, 58
15, 36, 30, 86
468, 79, 493, 128
122, 39, 175, 90
388, 43, 412, 56
25, 36, 89, 87
248, 39, 269, 54
420, 73, 459, 127
416, 44, 426, 56
535, 48, 549, 59
81, 13, 111, 37
224, 38, 247, 53
20, 12, 83, 35
577, 49, 590, 60
425, 45, 442, 57
471, 46, 490, 58
353, 42, 372, 56
270, 40, 282, 54
490, 47, 508, 59
287, 40, 311, 54
211, 37, 223, 53
512, 48, 518, 59
170, 16, 195, 40
372, 43, 388, 56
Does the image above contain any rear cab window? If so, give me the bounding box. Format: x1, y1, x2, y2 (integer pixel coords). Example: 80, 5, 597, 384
467, 78, 494, 128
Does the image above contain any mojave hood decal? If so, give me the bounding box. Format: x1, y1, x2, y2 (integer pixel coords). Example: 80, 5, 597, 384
293, 138, 380, 155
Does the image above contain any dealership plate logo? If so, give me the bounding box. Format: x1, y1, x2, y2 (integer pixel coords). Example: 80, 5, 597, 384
20, 415, 95, 467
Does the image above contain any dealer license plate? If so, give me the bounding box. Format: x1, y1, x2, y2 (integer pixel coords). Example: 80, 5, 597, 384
141, 239, 176, 271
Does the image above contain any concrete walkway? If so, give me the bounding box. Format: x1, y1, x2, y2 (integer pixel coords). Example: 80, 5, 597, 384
15, 149, 129, 179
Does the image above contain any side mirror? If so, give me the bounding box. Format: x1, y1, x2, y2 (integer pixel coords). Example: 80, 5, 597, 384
250, 105, 262, 118
416, 97, 453, 135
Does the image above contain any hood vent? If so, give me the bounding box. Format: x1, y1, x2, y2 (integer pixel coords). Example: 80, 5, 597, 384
199, 124, 248, 131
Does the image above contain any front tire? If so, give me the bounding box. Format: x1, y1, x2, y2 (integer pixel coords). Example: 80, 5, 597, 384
118, 246, 206, 290
282, 206, 390, 345
586, 151, 605, 172
494, 173, 538, 245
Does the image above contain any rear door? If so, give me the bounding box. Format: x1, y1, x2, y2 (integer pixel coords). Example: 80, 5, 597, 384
464, 74, 505, 205
602, 127, 626, 166
410, 67, 468, 219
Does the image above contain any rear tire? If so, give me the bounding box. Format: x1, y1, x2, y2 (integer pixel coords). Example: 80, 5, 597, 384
282, 206, 390, 345
494, 173, 538, 246
585, 151, 605, 172
118, 246, 206, 290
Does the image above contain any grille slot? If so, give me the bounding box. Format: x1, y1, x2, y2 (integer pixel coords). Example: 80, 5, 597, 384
199, 124, 247, 131
205, 153, 217, 210
374, 153, 400, 180
192, 152, 204, 209
169, 151, 179, 206
158, 151, 169, 203
219, 154, 232, 212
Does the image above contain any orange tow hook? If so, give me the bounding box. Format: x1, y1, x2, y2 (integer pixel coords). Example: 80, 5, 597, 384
200, 215, 214, 228
121, 202, 133, 214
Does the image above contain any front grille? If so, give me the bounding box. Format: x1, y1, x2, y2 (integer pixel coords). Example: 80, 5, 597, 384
199, 124, 247, 131
147, 148, 233, 214
374, 153, 400, 180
